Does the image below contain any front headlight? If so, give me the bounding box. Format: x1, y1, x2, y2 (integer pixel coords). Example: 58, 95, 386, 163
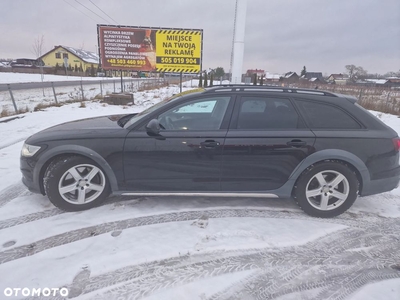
21, 143, 41, 157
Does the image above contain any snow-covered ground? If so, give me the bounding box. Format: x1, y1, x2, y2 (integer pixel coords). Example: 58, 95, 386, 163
0, 83, 399, 299
0, 74, 179, 113
0, 72, 119, 84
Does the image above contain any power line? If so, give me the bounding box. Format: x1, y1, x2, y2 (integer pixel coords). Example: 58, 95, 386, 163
89, 0, 119, 25
62, 0, 98, 23
73, 0, 110, 23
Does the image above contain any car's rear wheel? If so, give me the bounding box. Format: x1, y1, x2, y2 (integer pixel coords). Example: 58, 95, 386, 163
44, 156, 110, 211
293, 161, 359, 218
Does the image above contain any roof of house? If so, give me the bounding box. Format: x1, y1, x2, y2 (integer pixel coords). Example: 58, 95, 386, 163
365, 79, 388, 85
283, 71, 298, 78
303, 72, 323, 79
328, 73, 349, 79
41, 45, 99, 64
0, 61, 11, 67
246, 69, 265, 74
265, 72, 281, 79
61, 46, 99, 64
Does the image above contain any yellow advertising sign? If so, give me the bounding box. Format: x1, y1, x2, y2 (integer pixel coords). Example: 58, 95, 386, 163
155, 30, 202, 73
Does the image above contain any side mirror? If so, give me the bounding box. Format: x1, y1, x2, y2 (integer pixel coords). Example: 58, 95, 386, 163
145, 119, 165, 140
146, 119, 161, 135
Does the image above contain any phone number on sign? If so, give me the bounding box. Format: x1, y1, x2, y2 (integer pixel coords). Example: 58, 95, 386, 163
157, 57, 199, 65
107, 59, 146, 65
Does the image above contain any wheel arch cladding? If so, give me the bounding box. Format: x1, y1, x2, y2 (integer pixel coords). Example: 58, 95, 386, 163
36, 145, 119, 194
289, 149, 370, 194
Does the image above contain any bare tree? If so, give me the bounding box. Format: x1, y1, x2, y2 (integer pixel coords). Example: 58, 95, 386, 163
345, 65, 368, 82
32, 35, 45, 95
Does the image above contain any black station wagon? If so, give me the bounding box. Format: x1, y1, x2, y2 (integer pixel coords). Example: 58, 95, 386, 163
20, 86, 400, 217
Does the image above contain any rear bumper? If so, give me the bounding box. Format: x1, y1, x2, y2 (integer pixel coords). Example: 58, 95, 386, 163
361, 175, 400, 196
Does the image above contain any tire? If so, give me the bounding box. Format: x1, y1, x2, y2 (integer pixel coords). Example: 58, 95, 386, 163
293, 161, 359, 218
44, 156, 110, 211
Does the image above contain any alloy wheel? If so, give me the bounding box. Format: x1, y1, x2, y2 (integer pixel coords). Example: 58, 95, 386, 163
305, 170, 349, 211
58, 164, 106, 205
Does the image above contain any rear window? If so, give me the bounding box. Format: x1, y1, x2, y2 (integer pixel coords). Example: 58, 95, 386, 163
296, 100, 361, 129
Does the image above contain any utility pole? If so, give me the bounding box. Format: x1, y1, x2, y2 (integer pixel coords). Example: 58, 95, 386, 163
230, 0, 247, 84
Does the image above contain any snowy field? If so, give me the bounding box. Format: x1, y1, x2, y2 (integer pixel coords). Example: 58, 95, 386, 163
0, 72, 177, 114
0, 83, 399, 299
0, 72, 119, 84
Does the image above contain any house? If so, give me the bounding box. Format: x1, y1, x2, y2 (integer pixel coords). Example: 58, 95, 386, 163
302, 72, 324, 80
386, 78, 400, 88
40, 45, 99, 73
327, 73, 349, 85
309, 77, 324, 84
10, 58, 44, 67
279, 71, 299, 84
246, 69, 265, 79
264, 72, 281, 83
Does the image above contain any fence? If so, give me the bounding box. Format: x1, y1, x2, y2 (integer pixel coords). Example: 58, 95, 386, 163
0, 78, 172, 116
288, 82, 400, 115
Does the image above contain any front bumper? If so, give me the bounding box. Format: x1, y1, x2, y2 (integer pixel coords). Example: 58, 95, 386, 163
20, 157, 43, 194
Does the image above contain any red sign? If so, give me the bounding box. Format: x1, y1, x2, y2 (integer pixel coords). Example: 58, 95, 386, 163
97, 26, 156, 71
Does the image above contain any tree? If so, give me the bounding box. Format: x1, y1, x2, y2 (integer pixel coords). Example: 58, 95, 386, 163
198, 72, 203, 87
74, 63, 78, 72
203, 71, 208, 87
54, 63, 60, 74
253, 73, 257, 85
345, 65, 368, 81
90, 64, 95, 77
31, 34, 45, 95
259, 75, 264, 86
383, 71, 399, 78
301, 66, 307, 77
210, 73, 214, 86
214, 67, 225, 80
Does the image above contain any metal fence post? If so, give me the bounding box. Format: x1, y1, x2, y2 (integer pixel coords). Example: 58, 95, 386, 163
51, 82, 58, 104
386, 91, 391, 112
7, 84, 18, 114
100, 81, 103, 96
80, 81, 84, 101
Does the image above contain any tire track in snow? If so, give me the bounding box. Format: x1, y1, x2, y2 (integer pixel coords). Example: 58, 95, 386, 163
0, 137, 26, 151
1, 208, 399, 265
0, 182, 32, 208
21, 228, 400, 300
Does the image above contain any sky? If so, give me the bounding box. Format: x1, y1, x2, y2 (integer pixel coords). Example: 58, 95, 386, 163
0, 0, 399, 75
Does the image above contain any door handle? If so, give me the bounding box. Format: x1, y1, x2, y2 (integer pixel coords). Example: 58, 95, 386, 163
200, 140, 220, 148
287, 140, 307, 147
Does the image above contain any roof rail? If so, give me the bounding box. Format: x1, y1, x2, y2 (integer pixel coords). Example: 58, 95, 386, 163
205, 84, 338, 97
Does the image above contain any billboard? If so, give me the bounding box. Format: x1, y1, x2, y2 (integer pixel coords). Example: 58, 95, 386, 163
97, 25, 203, 73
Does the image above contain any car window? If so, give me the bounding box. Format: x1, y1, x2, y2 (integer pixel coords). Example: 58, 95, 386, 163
158, 97, 230, 130
175, 100, 216, 113
123, 89, 205, 128
237, 97, 299, 129
296, 100, 361, 129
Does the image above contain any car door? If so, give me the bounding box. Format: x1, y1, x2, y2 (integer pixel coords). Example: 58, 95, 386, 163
123, 95, 234, 192
221, 95, 316, 191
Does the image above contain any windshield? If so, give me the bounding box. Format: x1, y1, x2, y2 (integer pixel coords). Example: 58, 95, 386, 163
123, 88, 205, 128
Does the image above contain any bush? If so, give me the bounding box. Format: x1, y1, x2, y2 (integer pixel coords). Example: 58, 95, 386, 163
0, 108, 11, 118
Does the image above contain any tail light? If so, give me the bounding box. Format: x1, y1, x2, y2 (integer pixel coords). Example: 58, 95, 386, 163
394, 138, 400, 151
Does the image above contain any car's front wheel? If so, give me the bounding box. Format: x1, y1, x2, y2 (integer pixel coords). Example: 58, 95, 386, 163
44, 156, 110, 211
293, 161, 359, 218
